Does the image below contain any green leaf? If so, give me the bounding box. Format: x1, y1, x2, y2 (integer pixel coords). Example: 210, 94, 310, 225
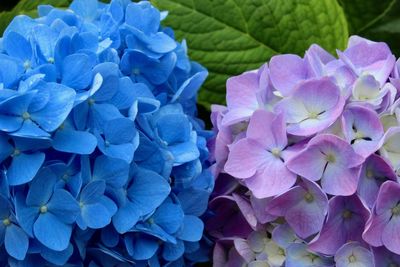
152, 0, 348, 108
338, 0, 397, 34
0, 0, 71, 35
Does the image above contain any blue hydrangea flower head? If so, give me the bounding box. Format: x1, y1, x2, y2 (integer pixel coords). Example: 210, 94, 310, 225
0, 0, 213, 265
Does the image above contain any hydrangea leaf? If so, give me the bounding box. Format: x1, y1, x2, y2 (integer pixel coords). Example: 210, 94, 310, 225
153, 0, 348, 107
0, 0, 70, 35
338, 0, 397, 33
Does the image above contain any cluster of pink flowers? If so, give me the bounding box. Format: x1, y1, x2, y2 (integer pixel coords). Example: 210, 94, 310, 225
207, 36, 400, 266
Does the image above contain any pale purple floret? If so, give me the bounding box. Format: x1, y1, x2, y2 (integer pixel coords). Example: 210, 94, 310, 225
341, 104, 384, 158
221, 64, 276, 126
224, 109, 296, 198
266, 179, 328, 239
338, 36, 395, 87
308, 194, 370, 255
269, 54, 309, 96
357, 154, 397, 208
334, 242, 374, 267
287, 134, 364, 195
275, 78, 345, 136
363, 181, 400, 254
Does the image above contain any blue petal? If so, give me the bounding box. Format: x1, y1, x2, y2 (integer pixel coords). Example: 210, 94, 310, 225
73, 101, 89, 130
171, 71, 208, 102
30, 83, 76, 131
169, 142, 200, 165
125, 2, 160, 34
99, 142, 136, 164
80, 180, 106, 204
53, 129, 97, 155
104, 117, 136, 144
4, 15, 37, 37
13, 135, 52, 151
162, 239, 184, 262
177, 215, 204, 242
26, 167, 57, 206
7, 152, 45, 186
5, 224, 29, 260
3, 31, 32, 62
14, 194, 39, 237
177, 188, 209, 216
112, 202, 140, 234
100, 195, 118, 215
156, 114, 191, 144
101, 226, 119, 248
109, 77, 139, 110
127, 168, 170, 216
0, 90, 36, 116
47, 189, 80, 224
128, 98, 160, 119
92, 62, 119, 101
34, 212, 72, 251
40, 243, 73, 266
10, 120, 50, 139
90, 103, 123, 130
61, 53, 94, 90
124, 233, 159, 260
93, 155, 129, 188
153, 203, 184, 234
0, 114, 23, 132
81, 202, 112, 229
70, 0, 98, 21
32, 24, 58, 62
0, 54, 24, 88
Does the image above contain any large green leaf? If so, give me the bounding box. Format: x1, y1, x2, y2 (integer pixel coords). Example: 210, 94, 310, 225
153, 0, 348, 107
338, 0, 397, 34
0, 0, 70, 35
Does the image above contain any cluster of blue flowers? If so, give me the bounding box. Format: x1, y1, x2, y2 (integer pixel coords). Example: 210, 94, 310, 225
0, 0, 214, 265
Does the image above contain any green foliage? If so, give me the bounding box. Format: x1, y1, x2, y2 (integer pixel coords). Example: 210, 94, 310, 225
338, 0, 396, 33
153, 0, 349, 107
0, 0, 70, 35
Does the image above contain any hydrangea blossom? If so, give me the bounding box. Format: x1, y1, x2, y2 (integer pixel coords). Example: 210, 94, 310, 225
0, 0, 214, 265
208, 36, 400, 265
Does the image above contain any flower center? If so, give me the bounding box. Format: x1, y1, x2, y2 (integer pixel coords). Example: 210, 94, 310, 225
342, 209, 352, 219
355, 131, 364, 139
325, 153, 336, 163
389, 263, 399, 267
79, 202, 84, 208
366, 169, 374, 178
392, 204, 400, 216
88, 98, 95, 105
40, 205, 48, 213
308, 111, 318, 119
23, 60, 31, 70
307, 253, 319, 262
12, 149, 20, 157
47, 57, 55, 64
22, 111, 30, 120
105, 140, 110, 147
277, 248, 285, 256
2, 218, 10, 226
132, 68, 140, 75
271, 148, 281, 158
304, 192, 314, 203
148, 218, 155, 224
348, 254, 357, 263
